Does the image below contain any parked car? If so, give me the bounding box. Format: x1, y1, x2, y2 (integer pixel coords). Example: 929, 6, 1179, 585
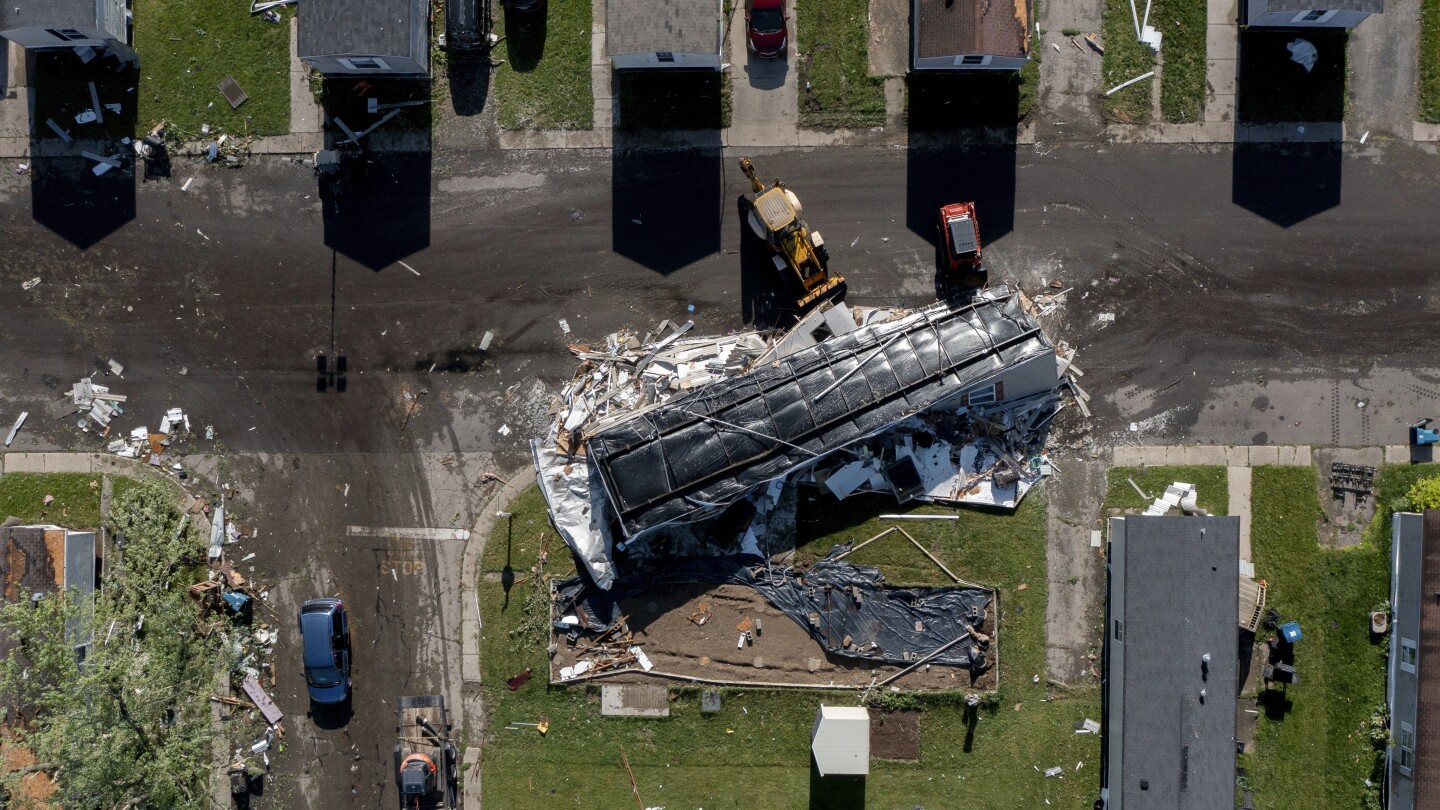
745, 0, 788, 58
299, 598, 351, 705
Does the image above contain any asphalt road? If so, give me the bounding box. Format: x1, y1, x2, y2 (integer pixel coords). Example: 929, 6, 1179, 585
2, 140, 1439, 807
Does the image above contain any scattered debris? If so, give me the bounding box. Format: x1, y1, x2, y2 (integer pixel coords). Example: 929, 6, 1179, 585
534, 289, 1067, 589
1105, 71, 1155, 97
21, 277, 41, 291
241, 676, 284, 726
5, 412, 27, 446
1287, 38, 1317, 73
1141, 481, 1202, 516
217, 75, 249, 109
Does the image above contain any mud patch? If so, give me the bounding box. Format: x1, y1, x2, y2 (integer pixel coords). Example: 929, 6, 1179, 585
870, 710, 920, 761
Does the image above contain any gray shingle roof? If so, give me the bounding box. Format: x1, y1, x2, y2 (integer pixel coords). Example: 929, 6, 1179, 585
0, 0, 100, 32
1114, 516, 1239, 809
1265, 0, 1382, 13
300, 0, 418, 58
607, 0, 721, 57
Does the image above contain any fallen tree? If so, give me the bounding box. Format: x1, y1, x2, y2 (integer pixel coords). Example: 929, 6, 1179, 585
0, 479, 227, 808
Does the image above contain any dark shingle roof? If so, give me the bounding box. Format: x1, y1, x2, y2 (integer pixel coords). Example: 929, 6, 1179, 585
1266, 0, 1382, 13
0, 0, 99, 32
1416, 510, 1440, 807
300, 0, 417, 58
916, 0, 1028, 59
607, 0, 720, 56
1117, 516, 1239, 809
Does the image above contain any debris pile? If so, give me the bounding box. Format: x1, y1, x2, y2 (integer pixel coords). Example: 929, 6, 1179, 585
533, 287, 1068, 589
185, 495, 281, 789
66, 375, 128, 430
1134, 481, 1202, 516
105, 407, 195, 465
552, 545, 995, 680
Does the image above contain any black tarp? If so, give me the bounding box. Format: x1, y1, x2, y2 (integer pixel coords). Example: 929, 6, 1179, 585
555, 546, 993, 668
586, 292, 1053, 537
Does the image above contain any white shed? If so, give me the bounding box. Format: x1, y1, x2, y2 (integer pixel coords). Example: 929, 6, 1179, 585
811, 705, 870, 777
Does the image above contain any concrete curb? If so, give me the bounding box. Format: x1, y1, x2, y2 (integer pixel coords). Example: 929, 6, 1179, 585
458, 464, 535, 810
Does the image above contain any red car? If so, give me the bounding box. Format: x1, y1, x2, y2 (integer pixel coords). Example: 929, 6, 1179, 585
938, 202, 984, 273
746, 0, 788, 58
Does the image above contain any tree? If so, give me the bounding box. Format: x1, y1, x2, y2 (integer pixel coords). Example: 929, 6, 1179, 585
0, 479, 227, 809
1407, 476, 1440, 511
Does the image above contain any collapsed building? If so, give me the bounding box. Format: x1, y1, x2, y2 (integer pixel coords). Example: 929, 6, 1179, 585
530, 287, 1074, 685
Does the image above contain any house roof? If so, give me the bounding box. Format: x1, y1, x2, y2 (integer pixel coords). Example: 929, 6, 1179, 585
914, 0, 1029, 59
586, 292, 1054, 537
1109, 516, 1239, 809
1, 524, 96, 665
606, 0, 721, 57
299, 0, 419, 59
1265, 0, 1382, 13
0, 0, 100, 33
1415, 510, 1440, 805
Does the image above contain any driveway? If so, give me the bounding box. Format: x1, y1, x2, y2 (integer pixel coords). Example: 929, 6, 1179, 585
726, 0, 800, 145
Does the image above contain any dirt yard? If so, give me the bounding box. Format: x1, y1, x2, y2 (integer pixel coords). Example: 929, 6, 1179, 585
552, 581, 998, 692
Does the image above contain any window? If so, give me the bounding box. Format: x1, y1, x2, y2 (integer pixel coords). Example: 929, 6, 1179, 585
1291, 8, 1337, 22
954, 54, 992, 67
1113, 619, 1125, 641
1400, 722, 1415, 772
656, 51, 676, 63
962, 381, 1004, 406
45, 28, 88, 42
338, 56, 390, 71
1401, 637, 1418, 673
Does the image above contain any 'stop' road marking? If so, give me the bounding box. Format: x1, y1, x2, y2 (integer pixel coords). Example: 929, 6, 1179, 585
346, 526, 471, 540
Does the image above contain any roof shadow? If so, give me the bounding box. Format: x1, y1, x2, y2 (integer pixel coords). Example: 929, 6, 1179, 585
1231, 30, 1344, 227
28, 50, 138, 250
611, 134, 723, 275
446, 58, 492, 117
905, 137, 1017, 248
809, 759, 865, 810
318, 78, 432, 271
905, 76, 1017, 248
1231, 140, 1341, 227
501, 4, 548, 72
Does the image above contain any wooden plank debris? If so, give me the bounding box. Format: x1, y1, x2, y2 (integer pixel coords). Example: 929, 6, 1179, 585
241, 675, 283, 726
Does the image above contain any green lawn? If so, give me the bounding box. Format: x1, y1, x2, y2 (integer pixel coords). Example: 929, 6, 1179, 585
796, 0, 886, 128
1154, 0, 1207, 122
493, 0, 593, 129
135, 0, 291, 137
1105, 465, 1229, 515
1100, 0, 1156, 123
1239, 465, 1397, 810
480, 487, 1100, 808
0, 473, 141, 530
1423, 0, 1440, 122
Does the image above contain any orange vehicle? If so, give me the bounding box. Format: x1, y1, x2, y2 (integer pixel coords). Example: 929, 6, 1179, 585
938, 202, 984, 274
394, 695, 457, 809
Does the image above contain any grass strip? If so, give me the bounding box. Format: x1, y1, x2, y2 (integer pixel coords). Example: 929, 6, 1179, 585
1154, 0, 1206, 122
1101, 0, 1156, 123
1424, 0, 1440, 122
135, 0, 291, 136
1105, 465, 1229, 515
494, 0, 593, 129
480, 487, 1099, 807
1239, 465, 1394, 809
796, 0, 886, 128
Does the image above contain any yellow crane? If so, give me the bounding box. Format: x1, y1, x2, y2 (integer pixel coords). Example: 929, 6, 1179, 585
739, 158, 844, 309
